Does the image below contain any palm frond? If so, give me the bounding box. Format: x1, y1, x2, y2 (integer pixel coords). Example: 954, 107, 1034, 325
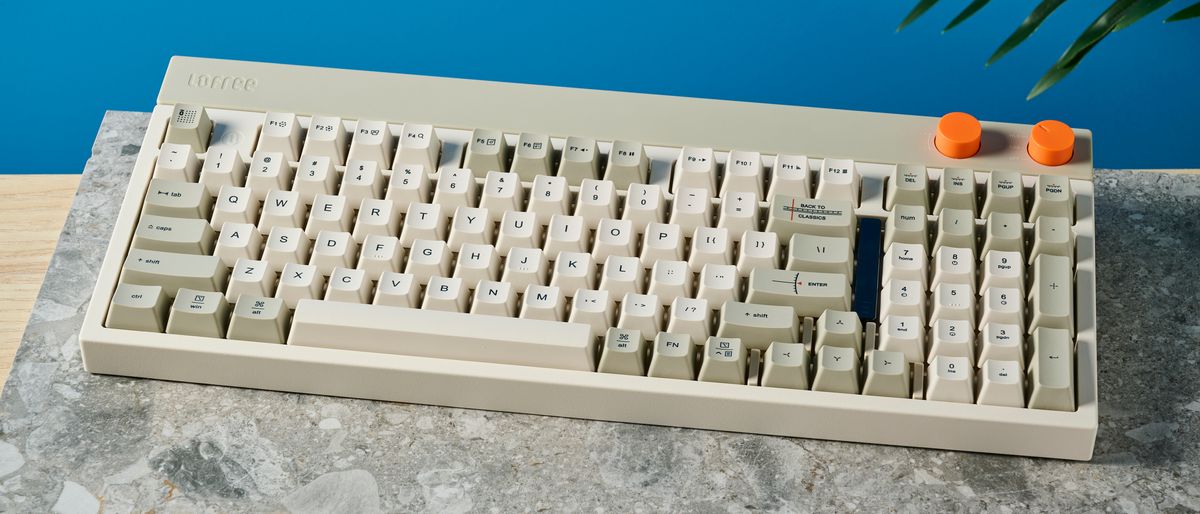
944, 0, 991, 32
987, 0, 1069, 66
1166, 1, 1200, 21
1029, 0, 1151, 99
1114, 0, 1172, 31
898, 0, 940, 32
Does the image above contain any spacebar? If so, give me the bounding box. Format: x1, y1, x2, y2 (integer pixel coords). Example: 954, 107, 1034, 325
287, 300, 596, 371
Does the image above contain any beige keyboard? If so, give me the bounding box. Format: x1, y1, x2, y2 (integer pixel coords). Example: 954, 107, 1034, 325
80, 56, 1098, 460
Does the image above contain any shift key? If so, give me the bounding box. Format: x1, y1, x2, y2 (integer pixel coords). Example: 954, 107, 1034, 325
120, 248, 227, 297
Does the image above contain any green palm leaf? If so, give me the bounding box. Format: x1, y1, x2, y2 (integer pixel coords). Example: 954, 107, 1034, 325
1028, 0, 1159, 99
898, 0, 940, 32
987, 0, 1068, 66
1166, 1, 1200, 21
944, 0, 991, 32
1114, 0, 1172, 30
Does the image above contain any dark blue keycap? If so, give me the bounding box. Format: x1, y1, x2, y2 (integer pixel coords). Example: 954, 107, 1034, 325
852, 217, 884, 322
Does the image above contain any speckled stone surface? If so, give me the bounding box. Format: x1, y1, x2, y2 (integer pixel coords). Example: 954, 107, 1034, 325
1, 111, 1198, 512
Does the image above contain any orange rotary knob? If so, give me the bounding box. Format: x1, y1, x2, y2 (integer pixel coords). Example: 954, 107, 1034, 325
1028, 119, 1075, 166
935, 112, 982, 159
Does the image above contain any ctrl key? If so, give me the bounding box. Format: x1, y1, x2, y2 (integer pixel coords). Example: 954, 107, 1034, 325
166, 288, 230, 338
105, 283, 170, 332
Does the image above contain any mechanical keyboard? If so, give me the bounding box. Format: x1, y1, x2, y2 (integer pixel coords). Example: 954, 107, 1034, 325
80, 57, 1098, 460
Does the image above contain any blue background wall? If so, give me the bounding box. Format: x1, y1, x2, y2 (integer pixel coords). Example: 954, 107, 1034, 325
2, 0, 1197, 172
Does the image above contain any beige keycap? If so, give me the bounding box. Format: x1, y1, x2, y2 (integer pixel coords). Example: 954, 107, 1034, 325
372, 271, 419, 308
422, 276, 469, 312
394, 123, 441, 171
471, 280, 517, 317
1029, 174, 1073, 223
762, 341, 811, 390
933, 208, 976, 251
787, 233, 853, 277
717, 192, 760, 234
814, 158, 859, 205
496, 211, 540, 255
306, 194, 353, 237
502, 247, 549, 290
227, 295, 289, 344
353, 199, 402, 243
648, 332, 697, 380
878, 315, 925, 364
980, 170, 1024, 218
132, 214, 215, 254
930, 283, 976, 324
340, 159, 385, 205
432, 168, 478, 210
814, 309, 863, 355
927, 318, 975, 365
302, 116, 348, 164
310, 231, 357, 274
672, 147, 717, 195
598, 327, 647, 375
695, 264, 740, 306
980, 250, 1024, 291
1028, 254, 1074, 335
543, 215, 588, 257
768, 154, 811, 199
666, 297, 711, 344
745, 268, 851, 317
454, 243, 501, 285
879, 279, 926, 320
387, 164, 432, 210
982, 212, 1024, 257
980, 287, 1024, 328
623, 183, 666, 228
293, 155, 338, 202
1028, 327, 1075, 411
526, 175, 570, 225
347, 120, 394, 166
1031, 216, 1073, 263
480, 171, 524, 214
689, 226, 733, 272
933, 168, 977, 215
246, 151, 291, 200
259, 189, 305, 235
326, 267, 372, 304
154, 143, 200, 182
722, 150, 764, 199
198, 145, 247, 195
557, 136, 600, 185
863, 350, 911, 398
214, 222, 263, 267
211, 185, 257, 229
766, 196, 856, 243
926, 355, 975, 404
510, 132, 553, 180
717, 301, 799, 350
977, 322, 1025, 366
593, 218, 636, 261
105, 283, 169, 332
812, 345, 860, 394
550, 251, 595, 294
164, 104, 212, 152
885, 204, 929, 249
698, 337, 747, 385
276, 263, 324, 309
598, 256, 643, 298
885, 164, 929, 212
640, 223, 685, 265
166, 289, 230, 338
226, 258, 275, 302
447, 206, 493, 251
521, 285, 566, 321
406, 239, 452, 284
256, 112, 302, 161
399, 202, 447, 247
669, 187, 714, 234
464, 128, 508, 176
647, 259, 690, 302
882, 242, 927, 286
616, 293, 661, 335
121, 249, 227, 297
568, 288, 615, 339
261, 226, 309, 272
931, 245, 976, 290
976, 359, 1025, 408
737, 231, 780, 276
144, 179, 212, 219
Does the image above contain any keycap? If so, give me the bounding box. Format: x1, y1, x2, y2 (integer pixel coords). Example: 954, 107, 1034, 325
980, 287, 1024, 328
717, 302, 799, 351
105, 283, 169, 332
616, 293, 661, 336
669, 187, 714, 233
527, 175, 570, 225
387, 164, 433, 210
354, 199, 402, 243
132, 214, 215, 254
599, 327, 647, 375
745, 268, 851, 317
198, 146, 248, 195
1027, 327, 1075, 411
736, 231, 780, 276
647, 332, 697, 380
340, 159, 385, 204
977, 322, 1025, 366
1028, 254, 1074, 335
256, 112, 302, 161
886, 164, 929, 212
722, 150, 764, 199
981, 170, 1025, 218
510, 132, 553, 180
447, 206, 493, 250
227, 295, 289, 344
394, 123, 441, 170
815, 309, 863, 355
698, 337, 747, 385
767, 154, 811, 199
878, 315, 925, 364
982, 212, 1024, 257
471, 280, 517, 317
688, 226, 732, 272
666, 297, 711, 345
164, 104, 212, 152
290, 299, 596, 372
812, 345, 860, 394
885, 204, 929, 249
543, 214, 588, 257
310, 231, 357, 274
432, 168, 478, 210
302, 115, 348, 164
568, 289, 615, 339
787, 234, 853, 277
976, 359, 1025, 408
879, 279, 926, 320
502, 247, 548, 291
882, 242, 927, 286
1031, 216, 1073, 263
155, 143, 200, 182
347, 120, 394, 166
550, 250, 595, 294
933, 168, 977, 215
863, 350, 911, 398
598, 255, 643, 298
926, 355, 974, 404
166, 289, 230, 338
641, 223, 685, 265
766, 196, 856, 243
276, 263, 325, 308
762, 342, 810, 390
928, 318, 975, 365
648, 259, 691, 301
305, 194, 353, 237
480, 171, 524, 214
980, 250, 1024, 291
930, 283, 975, 324
211, 186, 256, 229
406, 239, 452, 284
464, 128, 508, 175
695, 263, 740, 306
931, 246, 976, 290
622, 183, 666, 228
372, 271, 419, 308
120, 249, 227, 297
326, 267, 373, 304
144, 179, 212, 219
262, 226, 309, 272
226, 258, 275, 302
672, 147, 717, 195
604, 140, 649, 189
1029, 174, 1073, 222
852, 217, 884, 321
933, 208, 976, 252
496, 211, 540, 255
422, 276, 468, 312
575, 179, 618, 227
260, 189, 305, 234
455, 243, 501, 284
399, 202, 447, 247
215, 222, 263, 267
293, 155, 338, 202
557, 136, 600, 184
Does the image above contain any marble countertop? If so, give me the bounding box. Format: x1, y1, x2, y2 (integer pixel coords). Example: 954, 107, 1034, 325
2, 111, 1198, 512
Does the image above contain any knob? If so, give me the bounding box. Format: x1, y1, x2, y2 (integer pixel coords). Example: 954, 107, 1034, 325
935, 112, 981, 159
1028, 120, 1075, 166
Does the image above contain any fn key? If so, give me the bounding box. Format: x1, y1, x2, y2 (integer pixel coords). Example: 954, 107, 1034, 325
852, 217, 883, 322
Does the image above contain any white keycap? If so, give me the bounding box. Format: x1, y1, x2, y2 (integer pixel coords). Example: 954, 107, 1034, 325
672, 147, 717, 195
144, 179, 212, 219
648, 332, 697, 380
358, 235, 404, 278
471, 280, 516, 317
575, 179, 618, 227
198, 146, 247, 195
698, 337, 747, 385
302, 115, 348, 164
166, 289, 230, 338
496, 210, 540, 254
879, 279, 926, 320
261, 226, 307, 272
373, 272, 420, 308
640, 223, 685, 266
393, 123, 440, 170
550, 251, 595, 294
453, 243, 500, 284
258, 189, 304, 234
543, 215, 588, 258
340, 159, 385, 204
736, 231, 780, 276
386, 164, 432, 210
1028, 327, 1075, 411
981, 287, 1024, 327
933, 168, 977, 215
211, 186, 257, 229
696, 263, 740, 306
510, 132, 553, 180
569, 288, 615, 339
786, 234, 853, 278
305, 194, 352, 237
132, 215, 215, 255
405, 239, 452, 284
310, 231, 357, 274
557, 136, 600, 185
226, 258, 275, 302
717, 192, 760, 234
447, 206, 493, 250
647, 260, 691, 303
745, 268, 851, 318
623, 183, 666, 228
982, 212, 1024, 257
256, 112, 302, 161
293, 155, 338, 202
814, 309, 863, 355
931, 245, 976, 290
976, 359, 1025, 407
214, 222, 263, 267
766, 196, 856, 243
926, 355, 974, 404
814, 158, 859, 205
886, 164, 929, 212
767, 154, 811, 199
464, 128, 508, 176
347, 120, 394, 166
521, 284, 565, 321
593, 218, 637, 261
598, 256, 643, 298
164, 104, 211, 152
155, 143, 200, 182
598, 327, 647, 376
228, 295, 289, 344
432, 168, 478, 210
933, 208, 976, 251
688, 227, 732, 272
120, 250, 227, 297
981, 250, 1025, 291
878, 315, 925, 364
423, 276, 468, 312
1031, 216, 1073, 263
978, 322, 1025, 366
863, 350, 911, 398
928, 318, 975, 365
616, 293, 662, 336
353, 198, 402, 243
1029, 174, 1073, 223
501, 247, 548, 290
106, 283, 169, 332
480, 171, 524, 214
1028, 254, 1073, 335
762, 342, 810, 390
717, 302, 799, 351
604, 140, 649, 189
669, 187, 714, 234
721, 150, 764, 199
885, 204, 929, 249
930, 282, 976, 323
667, 297, 712, 345
882, 242, 927, 286
527, 175, 570, 225
812, 345, 860, 394
399, 202, 446, 247
980, 170, 1024, 218
326, 267, 371, 304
